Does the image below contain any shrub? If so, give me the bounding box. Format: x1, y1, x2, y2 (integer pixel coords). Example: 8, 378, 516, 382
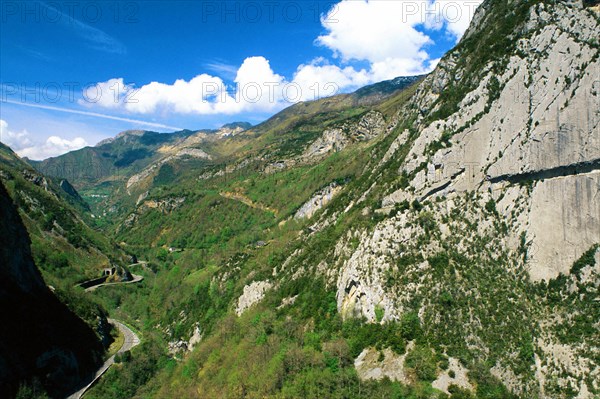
375, 305, 385, 323
448, 384, 474, 399
412, 199, 423, 211
485, 198, 497, 214
570, 244, 598, 276
399, 312, 421, 341
404, 345, 437, 381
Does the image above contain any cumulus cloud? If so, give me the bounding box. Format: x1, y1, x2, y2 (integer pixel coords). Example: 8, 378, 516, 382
291, 59, 371, 101
85, 57, 292, 116
317, 1, 432, 69
0, 119, 88, 160
317, 0, 482, 79
0, 119, 33, 150
128, 74, 229, 114
425, 0, 484, 40
83, 0, 483, 116
291, 0, 482, 97
19, 136, 89, 160
218, 56, 286, 113
81, 78, 132, 109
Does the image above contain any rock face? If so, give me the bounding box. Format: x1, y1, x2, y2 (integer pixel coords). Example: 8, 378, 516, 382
216, 123, 248, 138
386, 0, 599, 281
21, 169, 49, 191
302, 111, 386, 161
525, 174, 600, 280
432, 357, 474, 394
0, 181, 102, 397
354, 346, 411, 384
326, 1, 600, 396
294, 183, 343, 220
235, 280, 273, 316
302, 128, 349, 159
121, 196, 186, 230
168, 324, 203, 357
59, 179, 82, 200
354, 110, 386, 140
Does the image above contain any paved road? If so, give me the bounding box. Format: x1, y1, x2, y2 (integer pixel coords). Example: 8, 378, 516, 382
85, 273, 143, 292
65, 319, 140, 399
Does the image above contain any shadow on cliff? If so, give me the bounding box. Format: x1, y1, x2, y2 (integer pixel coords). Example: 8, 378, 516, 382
0, 181, 103, 398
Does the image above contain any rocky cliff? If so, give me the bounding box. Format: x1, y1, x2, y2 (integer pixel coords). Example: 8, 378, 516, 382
320, 0, 599, 395
0, 181, 103, 398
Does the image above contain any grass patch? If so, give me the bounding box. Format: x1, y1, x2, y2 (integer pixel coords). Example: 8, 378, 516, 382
107, 326, 125, 357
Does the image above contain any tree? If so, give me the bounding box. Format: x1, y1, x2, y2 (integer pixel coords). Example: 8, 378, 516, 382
156, 248, 168, 262
404, 345, 437, 381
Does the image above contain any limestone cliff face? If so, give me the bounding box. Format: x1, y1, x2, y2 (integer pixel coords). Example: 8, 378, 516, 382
294, 183, 343, 220
235, 280, 274, 316
393, 0, 600, 281
326, 0, 599, 396
302, 111, 386, 161
0, 181, 102, 398
380, 0, 599, 279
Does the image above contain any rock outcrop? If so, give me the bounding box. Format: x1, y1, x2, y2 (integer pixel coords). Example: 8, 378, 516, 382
387, 0, 599, 281
354, 346, 411, 384
302, 111, 386, 161
294, 183, 343, 220
302, 128, 349, 160
235, 280, 273, 316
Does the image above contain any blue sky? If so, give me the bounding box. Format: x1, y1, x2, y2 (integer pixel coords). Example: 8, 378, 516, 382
0, 0, 482, 159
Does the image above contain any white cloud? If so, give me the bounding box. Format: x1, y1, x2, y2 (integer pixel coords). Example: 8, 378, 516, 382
291, 59, 371, 100
316, 0, 483, 79
0, 119, 88, 160
81, 78, 132, 109
316, 0, 436, 78
19, 136, 89, 160
127, 74, 229, 114
317, 1, 432, 66
83, 1, 483, 117
86, 57, 292, 116
221, 56, 286, 113
369, 56, 430, 83
0, 119, 33, 150
426, 0, 484, 41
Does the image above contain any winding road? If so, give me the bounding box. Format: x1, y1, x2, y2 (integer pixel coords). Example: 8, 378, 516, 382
66, 319, 140, 399
84, 273, 143, 292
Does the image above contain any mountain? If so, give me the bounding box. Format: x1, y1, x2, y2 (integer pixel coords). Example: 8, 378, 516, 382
0, 143, 128, 286
353, 75, 426, 100
10, 0, 600, 397
31, 123, 254, 184
28, 123, 256, 218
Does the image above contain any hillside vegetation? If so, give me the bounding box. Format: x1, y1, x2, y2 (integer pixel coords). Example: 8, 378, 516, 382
2, 0, 598, 398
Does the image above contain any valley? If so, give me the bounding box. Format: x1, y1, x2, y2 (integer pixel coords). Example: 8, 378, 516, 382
0, 0, 599, 398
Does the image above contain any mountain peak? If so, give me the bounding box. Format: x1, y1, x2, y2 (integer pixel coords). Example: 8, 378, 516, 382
216, 122, 252, 138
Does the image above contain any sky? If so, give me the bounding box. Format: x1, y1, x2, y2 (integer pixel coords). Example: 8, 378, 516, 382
0, 0, 483, 160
